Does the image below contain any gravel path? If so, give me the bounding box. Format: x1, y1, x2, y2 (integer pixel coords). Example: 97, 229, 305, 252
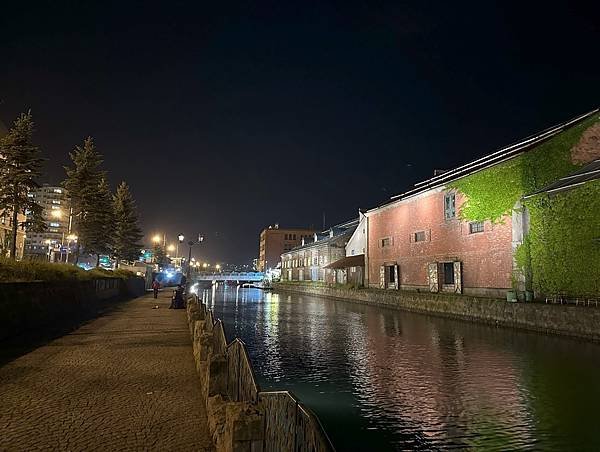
0, 290, 213, 451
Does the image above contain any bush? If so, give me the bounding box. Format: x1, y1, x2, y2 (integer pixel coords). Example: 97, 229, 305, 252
0, 258, 136, 282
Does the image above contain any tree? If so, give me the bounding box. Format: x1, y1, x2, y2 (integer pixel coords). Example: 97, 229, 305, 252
88, 176, 114, 266
0, 112, 46, 259
112, 181, 143, 266
63, 137, 112, 265
153, 243, 168, 266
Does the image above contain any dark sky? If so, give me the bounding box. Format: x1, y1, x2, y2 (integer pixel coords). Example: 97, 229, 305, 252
1, 1, 598, 264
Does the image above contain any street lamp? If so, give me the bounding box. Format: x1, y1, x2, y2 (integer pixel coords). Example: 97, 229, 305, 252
177, 234, 184, 259
152, 235, 161, 244
167, 244, 176, 253
185, 234, 204, 282
65, 234, 77, 264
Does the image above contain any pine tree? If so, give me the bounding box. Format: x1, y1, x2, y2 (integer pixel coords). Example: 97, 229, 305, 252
0, 112, 46, 259
88, 176, 114, 266
63, 137, 112, 265
153, 243, 168, 266
112, 182, 143, 266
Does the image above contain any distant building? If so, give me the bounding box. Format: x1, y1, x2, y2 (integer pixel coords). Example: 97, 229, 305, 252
281, 219, 358, 283
25, 185, 72, 260
257, 224, 315, 272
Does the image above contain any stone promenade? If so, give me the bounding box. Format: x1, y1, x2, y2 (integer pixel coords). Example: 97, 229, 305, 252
0, 290, 213, 451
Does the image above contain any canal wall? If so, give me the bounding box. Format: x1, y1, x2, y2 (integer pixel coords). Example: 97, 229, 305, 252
185, 295, 334, 452
273, 282, 600, 342
0, 278, 146, 341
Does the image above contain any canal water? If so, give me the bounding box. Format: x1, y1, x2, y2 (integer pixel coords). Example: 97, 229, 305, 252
202, 286, 600, 451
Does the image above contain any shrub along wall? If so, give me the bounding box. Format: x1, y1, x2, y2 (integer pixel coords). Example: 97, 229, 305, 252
448, 113, 600, 297
0, 277, 145, 341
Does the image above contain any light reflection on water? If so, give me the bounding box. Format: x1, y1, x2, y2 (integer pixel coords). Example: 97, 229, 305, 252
203, 286, 600, 451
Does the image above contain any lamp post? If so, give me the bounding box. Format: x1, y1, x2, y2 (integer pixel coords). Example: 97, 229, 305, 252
65, 234, 78, 264
177, 233, 184, 259
185, 234, 204, 283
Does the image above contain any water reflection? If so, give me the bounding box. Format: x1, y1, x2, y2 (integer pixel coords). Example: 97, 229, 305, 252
204, 287, 600, 451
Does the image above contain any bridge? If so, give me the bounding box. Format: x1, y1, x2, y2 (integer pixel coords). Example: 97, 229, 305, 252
193, 271, 265, 282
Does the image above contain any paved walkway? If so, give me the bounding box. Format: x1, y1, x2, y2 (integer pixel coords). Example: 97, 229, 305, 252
0, 291, 213, 451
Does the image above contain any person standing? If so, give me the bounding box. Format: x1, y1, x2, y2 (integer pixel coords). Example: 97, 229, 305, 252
152, 279, 160, 299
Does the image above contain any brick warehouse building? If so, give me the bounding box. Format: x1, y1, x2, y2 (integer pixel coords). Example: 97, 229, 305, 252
366, 187, 513, 297
365, 109, 600, 298
257, 225, 315, 272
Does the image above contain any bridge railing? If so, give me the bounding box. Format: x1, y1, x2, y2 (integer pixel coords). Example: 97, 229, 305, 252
195, 271, 265, 281
190, 295, 334, 451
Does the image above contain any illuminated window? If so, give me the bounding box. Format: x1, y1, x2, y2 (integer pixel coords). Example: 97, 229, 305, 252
444, 192, 456, 220
53, 188, 62, 193
469, 222, 484, 234
50, 222, 60, 227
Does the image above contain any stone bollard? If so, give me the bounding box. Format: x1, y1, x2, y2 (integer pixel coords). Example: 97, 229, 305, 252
207, 397, 264, 452
224, 403, 264, 452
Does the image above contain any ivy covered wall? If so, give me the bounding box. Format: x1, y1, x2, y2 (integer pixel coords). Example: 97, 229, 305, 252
449, 113, 600, 297
525, 180, 600, 296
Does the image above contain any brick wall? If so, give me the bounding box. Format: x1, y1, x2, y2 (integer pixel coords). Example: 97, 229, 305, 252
367, 189, 513, 297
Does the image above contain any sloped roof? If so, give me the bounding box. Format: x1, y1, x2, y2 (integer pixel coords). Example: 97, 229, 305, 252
285, 223, 357, 253
523, 158, 600, 199
367, 108, 599, 212
323, 254, 364, 269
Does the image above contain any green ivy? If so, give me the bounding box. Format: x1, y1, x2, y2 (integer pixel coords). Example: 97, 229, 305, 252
524, 180, 600, 297
448, 114, 600, 296
449, 114, 599, 222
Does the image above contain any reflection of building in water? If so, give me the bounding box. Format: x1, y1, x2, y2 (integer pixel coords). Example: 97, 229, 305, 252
341, 305, 535, 448
254, 291, 284, 382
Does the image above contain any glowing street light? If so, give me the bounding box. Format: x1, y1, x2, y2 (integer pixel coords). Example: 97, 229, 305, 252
167, 244, 176, 252
215, 264, 221, 271
203, 262, 208, 269
152, 235, 161, 244
178, 234, 185, 242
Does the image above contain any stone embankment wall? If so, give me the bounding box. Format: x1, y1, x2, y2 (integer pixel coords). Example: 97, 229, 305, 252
186, 297, 333, 452
274, 282, 600, 342
0, 278, 145, 341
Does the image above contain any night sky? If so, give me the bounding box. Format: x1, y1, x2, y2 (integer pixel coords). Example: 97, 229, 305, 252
1, 1, 598, 264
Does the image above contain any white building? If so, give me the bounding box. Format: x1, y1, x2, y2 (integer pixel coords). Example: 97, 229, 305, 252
323, 211, 367, 286
25, 185, 72, 260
